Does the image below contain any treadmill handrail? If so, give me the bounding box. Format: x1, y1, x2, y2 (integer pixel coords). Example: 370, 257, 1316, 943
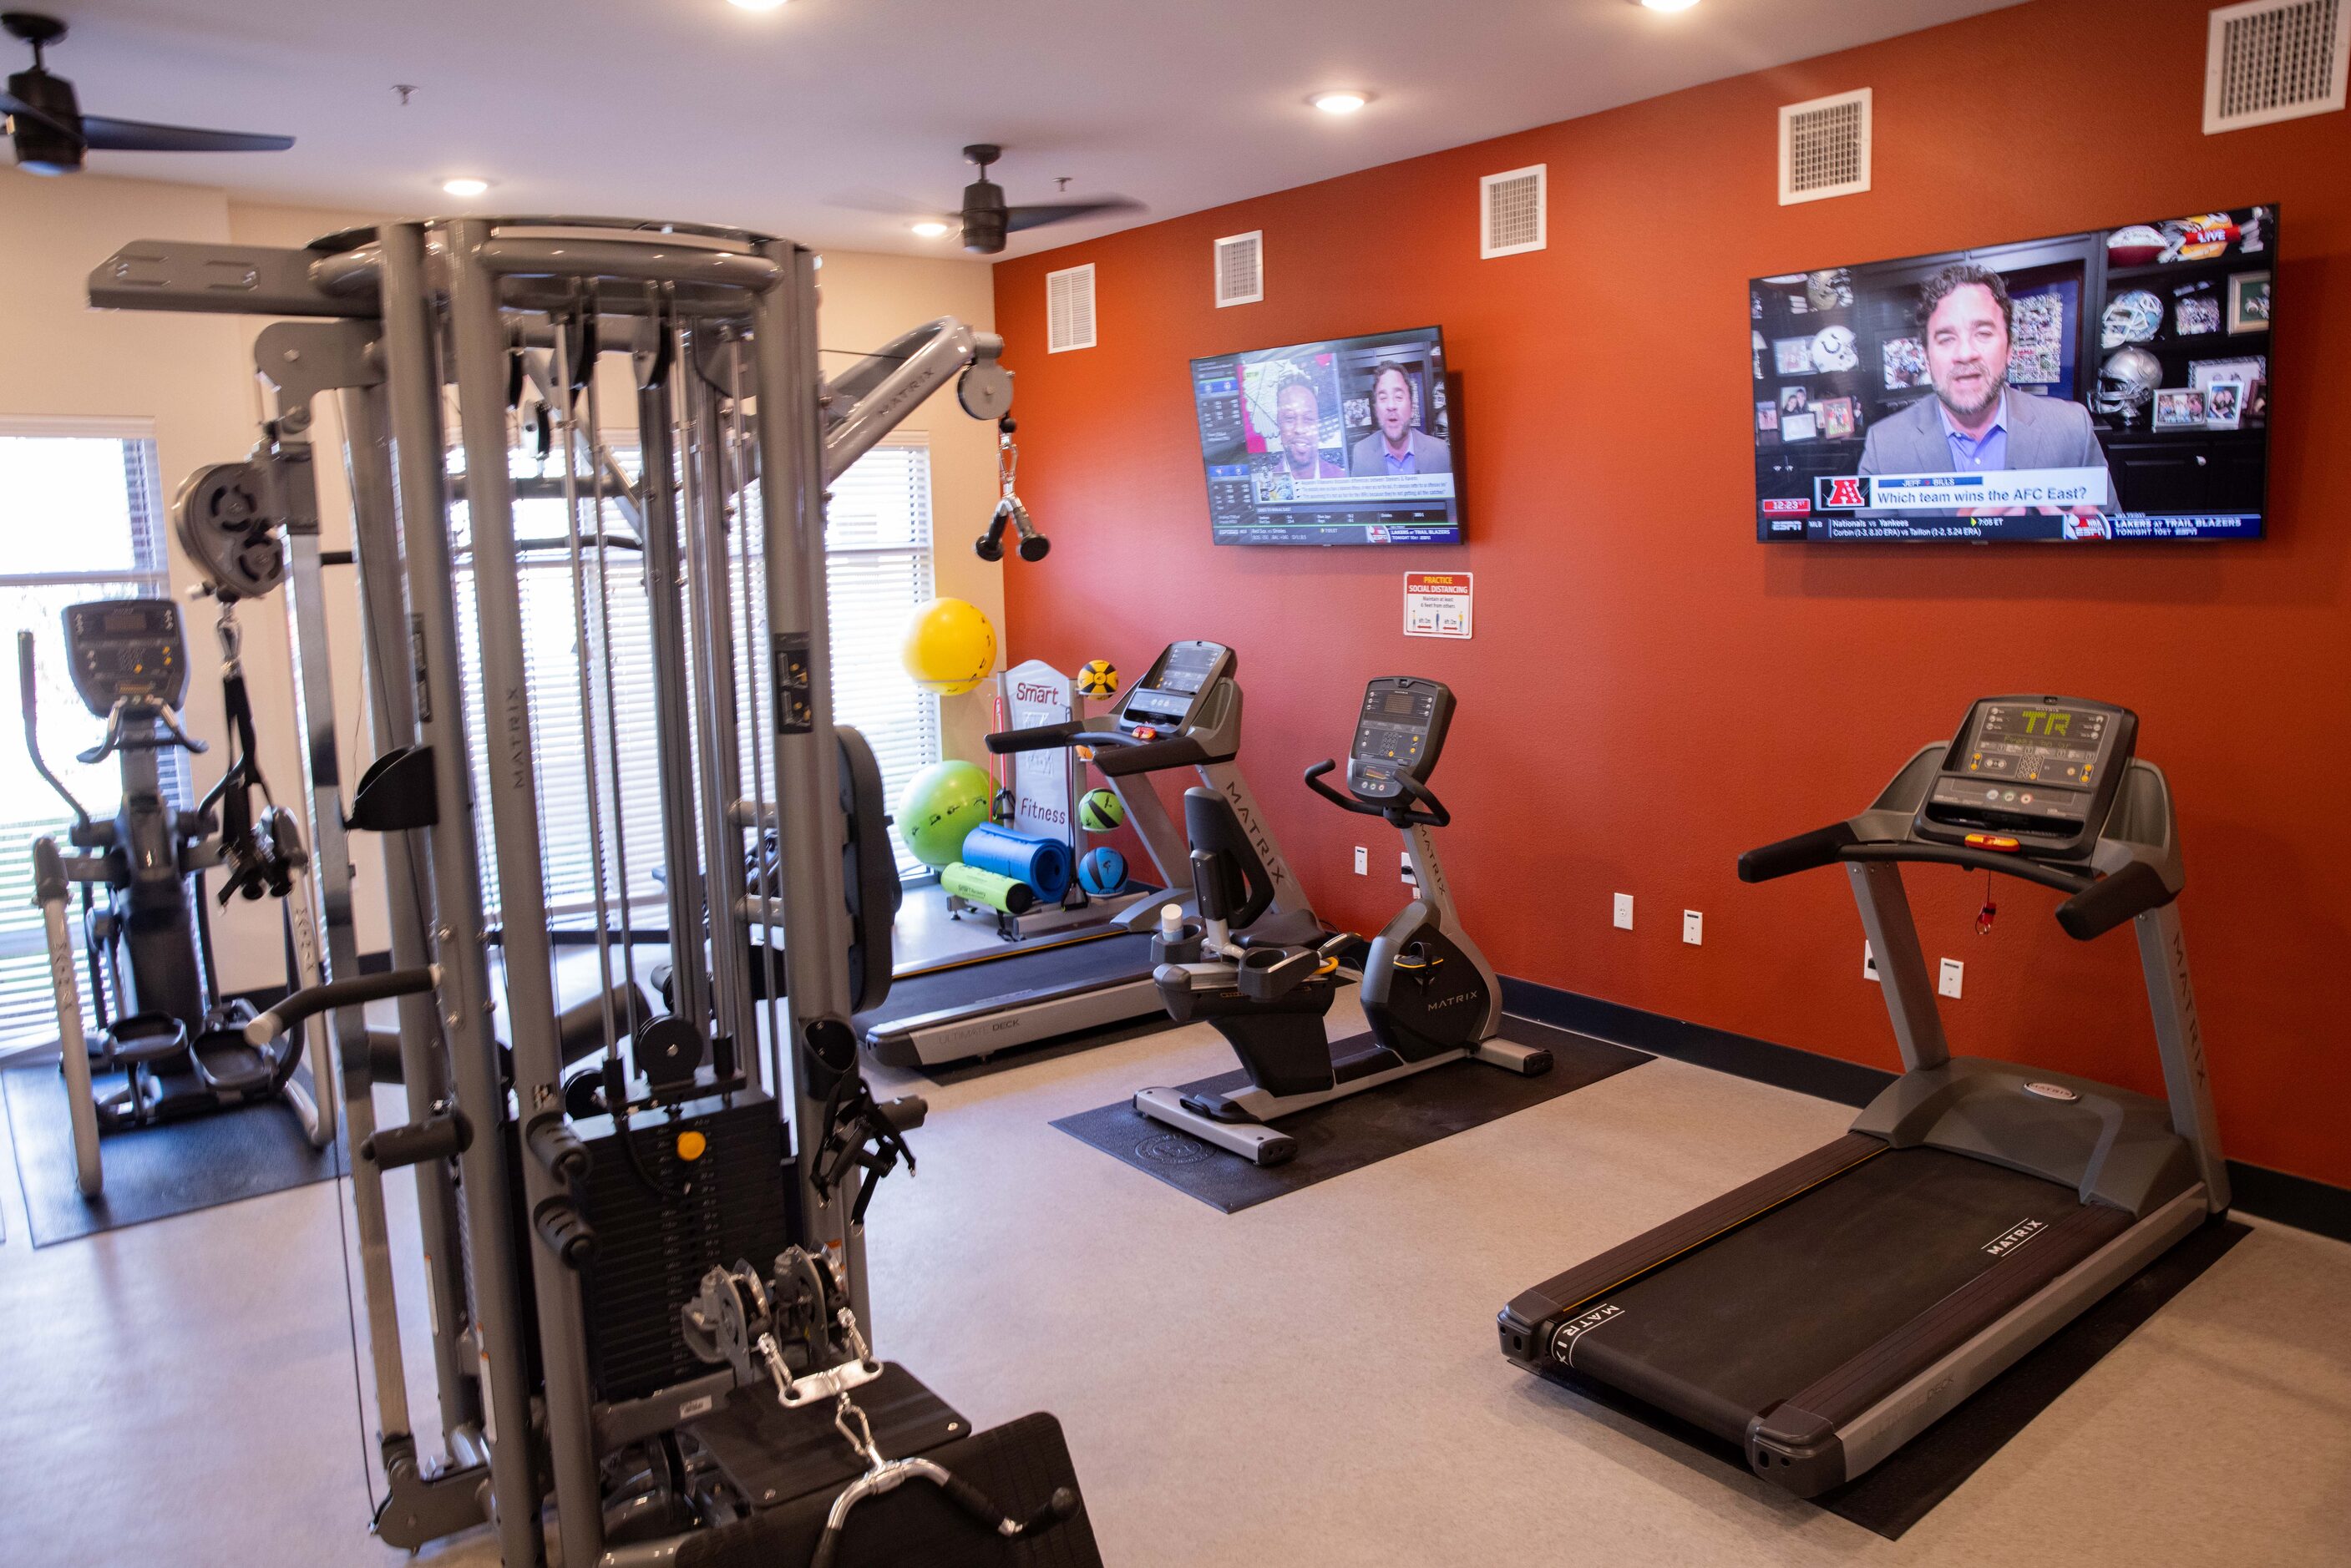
1091, 735, 1216, 777
1736, 822, 1859, 883
984, 717, 1087, 755
1837, 841, 2092, 895
2055, 858, 2176, 940
1739, 832, 2176, 941
983, 720, 1222, 776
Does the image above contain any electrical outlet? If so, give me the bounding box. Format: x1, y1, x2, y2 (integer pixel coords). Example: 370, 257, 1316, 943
1939, 958, 1964, 999
1613, 893, 1634, 930
1400, 850, 1417, 888
1682, 909, 1702, 946
1862, 942, 1879, 983
1353, 846, 1367, 876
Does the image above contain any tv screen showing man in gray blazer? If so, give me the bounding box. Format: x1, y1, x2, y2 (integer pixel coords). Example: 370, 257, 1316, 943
1857, 263, 2115, 518
1349, 363, 1452, 477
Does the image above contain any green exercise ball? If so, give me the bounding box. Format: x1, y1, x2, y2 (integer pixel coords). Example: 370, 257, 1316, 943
1077, 788, 1125, 833
898, 760, 994, 869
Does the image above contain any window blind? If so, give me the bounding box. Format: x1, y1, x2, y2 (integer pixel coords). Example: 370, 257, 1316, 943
453, 438, 940, 936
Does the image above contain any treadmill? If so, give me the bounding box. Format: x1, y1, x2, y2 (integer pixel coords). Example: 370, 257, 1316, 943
1499, 695, 2227, 1497
858, 640, 1321, 1067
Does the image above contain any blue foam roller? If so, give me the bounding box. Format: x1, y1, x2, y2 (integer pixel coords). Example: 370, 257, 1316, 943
961, 822, 1071, 901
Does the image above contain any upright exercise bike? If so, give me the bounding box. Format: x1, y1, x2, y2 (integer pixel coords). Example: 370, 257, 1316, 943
21, 597, 332, 1197
1137, 676, 1550, 1165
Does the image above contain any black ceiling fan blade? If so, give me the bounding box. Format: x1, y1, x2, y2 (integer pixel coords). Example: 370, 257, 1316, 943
79, 114, 291, 154
1003, 197, 1143, 233
0, 84, 77, 140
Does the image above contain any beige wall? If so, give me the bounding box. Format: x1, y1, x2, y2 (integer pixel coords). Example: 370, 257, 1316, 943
806, 246, 1008, 766
4, 172, 1001, 991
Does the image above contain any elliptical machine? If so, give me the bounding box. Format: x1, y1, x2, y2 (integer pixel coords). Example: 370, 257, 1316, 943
1137, 676, 1549, 1165
20, 595, 332, 1197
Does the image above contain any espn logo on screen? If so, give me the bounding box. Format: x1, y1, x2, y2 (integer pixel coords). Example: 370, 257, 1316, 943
1815, 476, 1873, 510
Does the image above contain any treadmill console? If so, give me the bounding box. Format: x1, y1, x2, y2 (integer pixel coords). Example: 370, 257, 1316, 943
1347, 676, 1453, 802
1915, 695, 2137, 861
1114, 640, 1234, 739
61, 599, 187, 718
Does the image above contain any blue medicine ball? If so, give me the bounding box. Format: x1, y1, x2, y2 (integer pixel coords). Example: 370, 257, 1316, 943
1077, 846, 1127, 896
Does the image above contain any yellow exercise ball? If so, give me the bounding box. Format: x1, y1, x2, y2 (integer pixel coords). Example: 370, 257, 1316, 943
900, 597, 997, 696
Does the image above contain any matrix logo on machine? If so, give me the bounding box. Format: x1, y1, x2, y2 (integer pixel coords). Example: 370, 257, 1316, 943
1981, 1218, 2048, 1258
1549, 1302, 1624, 1366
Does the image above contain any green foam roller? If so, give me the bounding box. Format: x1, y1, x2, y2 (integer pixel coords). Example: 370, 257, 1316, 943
942, 861, 1036, 915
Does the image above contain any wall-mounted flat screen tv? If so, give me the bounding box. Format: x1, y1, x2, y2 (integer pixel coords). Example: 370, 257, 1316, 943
1751, 205, 2276, 542
1192, 326, 1458, 545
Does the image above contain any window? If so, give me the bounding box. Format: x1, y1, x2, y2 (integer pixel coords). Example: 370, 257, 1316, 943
450, 438, 940, 936
1, 424, 183, 1057
823, 441, 941, 878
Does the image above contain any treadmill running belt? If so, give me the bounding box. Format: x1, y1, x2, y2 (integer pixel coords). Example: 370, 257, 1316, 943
859, 932, 1157, 1029
1558, 1147, 2080, 1444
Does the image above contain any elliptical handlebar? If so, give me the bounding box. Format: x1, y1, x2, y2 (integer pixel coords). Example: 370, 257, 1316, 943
74, 695, 209, 766
1302, 758, 1452, 828
18, 630, 93, 827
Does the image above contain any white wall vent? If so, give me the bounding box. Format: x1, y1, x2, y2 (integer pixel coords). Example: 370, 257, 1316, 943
1046, 263, 1096, 353
1778, 88, 1872, 205
1480, 164, 1546, 259
1214, 231, 1264, 307
2206, 0, 2348, 133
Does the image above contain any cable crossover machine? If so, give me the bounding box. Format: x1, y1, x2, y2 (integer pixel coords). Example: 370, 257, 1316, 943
87, 215, 1096, 1567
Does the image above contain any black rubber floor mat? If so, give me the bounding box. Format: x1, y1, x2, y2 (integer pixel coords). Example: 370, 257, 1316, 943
1536, 1216, 2249, 1539
1051, 1017, 1647, 1211
3, 1065, 340, 1246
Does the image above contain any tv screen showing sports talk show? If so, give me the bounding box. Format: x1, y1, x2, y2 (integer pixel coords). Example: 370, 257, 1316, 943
1191, 327, 1460, 547
1750, 205, 2276, 543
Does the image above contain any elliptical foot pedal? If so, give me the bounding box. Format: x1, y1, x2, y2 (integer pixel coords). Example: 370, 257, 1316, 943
106, 1012, 189, 1066
1133, 1086, 1295, 1166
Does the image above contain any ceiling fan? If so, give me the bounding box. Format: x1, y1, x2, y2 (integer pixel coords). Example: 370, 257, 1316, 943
2, 11, 294, 176
845, 144, 1141, 255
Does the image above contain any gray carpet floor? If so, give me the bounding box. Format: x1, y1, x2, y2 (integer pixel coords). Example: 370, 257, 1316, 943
0, 983, 2344, 1565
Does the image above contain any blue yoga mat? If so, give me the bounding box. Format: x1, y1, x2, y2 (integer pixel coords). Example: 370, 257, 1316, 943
961, 823, 1070, 900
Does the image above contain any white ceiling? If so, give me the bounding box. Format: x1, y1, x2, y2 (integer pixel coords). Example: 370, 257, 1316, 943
25, 0, 2029, 256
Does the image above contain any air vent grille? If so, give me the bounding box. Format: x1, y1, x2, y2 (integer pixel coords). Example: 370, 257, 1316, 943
2207, 0, 2347, 132
1046, 263, 1096, 353
1480, 165, 1546, 259
1779, 89, 1872, 205
1214, 231, 1264, 307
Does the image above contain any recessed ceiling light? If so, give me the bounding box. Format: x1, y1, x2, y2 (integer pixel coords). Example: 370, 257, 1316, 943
729, 0, 789, 11
1310, 90, 1370, 115
909, 220, 952, 238
1638, 0, 1701, 12
441, 176, 489, 197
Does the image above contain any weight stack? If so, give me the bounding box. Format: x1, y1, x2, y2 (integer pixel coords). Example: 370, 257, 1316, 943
572, 1091, 798, 1403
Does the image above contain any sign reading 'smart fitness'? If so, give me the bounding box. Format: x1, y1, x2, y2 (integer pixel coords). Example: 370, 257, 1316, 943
1814, 468, 2113, 513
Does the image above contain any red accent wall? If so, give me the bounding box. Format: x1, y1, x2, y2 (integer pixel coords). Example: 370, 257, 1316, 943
991, 0, 2351, 1190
